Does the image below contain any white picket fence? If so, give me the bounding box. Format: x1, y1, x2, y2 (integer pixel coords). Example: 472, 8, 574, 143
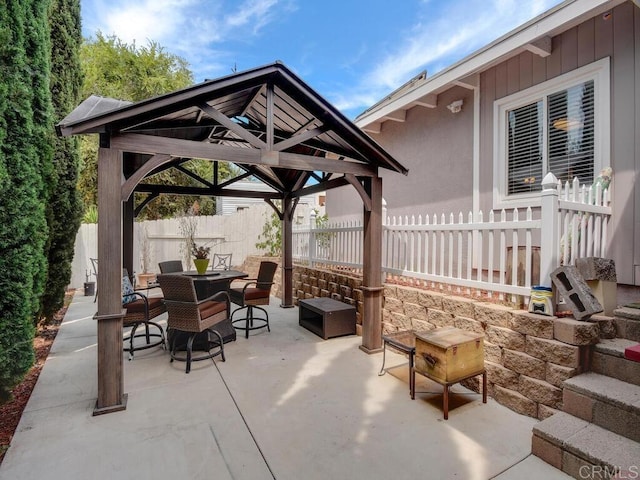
293, 173, 612, 299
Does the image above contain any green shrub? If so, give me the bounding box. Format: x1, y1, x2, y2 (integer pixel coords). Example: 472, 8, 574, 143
82, 204, 98, 224
0, 0, 53, 402
255, 210, 282, 256
40, 0, 83, 321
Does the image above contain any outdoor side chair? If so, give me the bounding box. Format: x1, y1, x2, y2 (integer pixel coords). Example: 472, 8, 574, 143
157, 273, 229, 373
158, 260, 184, 273
229, 261, 277, 339
211, 253, 233, 271
90, 257, 98, 302
122, 269, 166, 360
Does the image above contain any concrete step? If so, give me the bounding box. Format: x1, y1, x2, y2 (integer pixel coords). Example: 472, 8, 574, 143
532, 411, 640, 479
562, 372, 640, 442
592, 338, 640, 387
614, 306, 640, 342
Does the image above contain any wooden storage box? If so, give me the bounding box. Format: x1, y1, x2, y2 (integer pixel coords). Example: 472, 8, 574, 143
414, 326, 484, 384
298, 297, 356, 340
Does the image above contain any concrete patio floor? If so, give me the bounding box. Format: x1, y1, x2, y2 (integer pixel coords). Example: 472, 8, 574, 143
0, 292, 570, 480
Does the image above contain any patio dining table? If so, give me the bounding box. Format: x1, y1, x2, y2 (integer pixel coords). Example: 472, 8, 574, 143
167, 269, 249, 352
181, 269, 248, 300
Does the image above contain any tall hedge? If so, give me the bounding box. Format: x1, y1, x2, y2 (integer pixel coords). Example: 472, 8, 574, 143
40, 0, 82, 320
0, 0, 53, 401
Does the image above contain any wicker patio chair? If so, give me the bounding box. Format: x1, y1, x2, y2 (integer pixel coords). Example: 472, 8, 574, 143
158, 260, 184, 273
157, 273, 230, 373
122, 269, 166, 360
229, 261, 277, 339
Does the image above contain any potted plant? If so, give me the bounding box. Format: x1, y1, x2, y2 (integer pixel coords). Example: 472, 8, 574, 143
137, 225, 156, 288
191, 241, 211, 274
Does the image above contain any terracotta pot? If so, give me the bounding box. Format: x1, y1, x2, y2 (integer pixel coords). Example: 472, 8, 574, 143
137, 272, 156, 288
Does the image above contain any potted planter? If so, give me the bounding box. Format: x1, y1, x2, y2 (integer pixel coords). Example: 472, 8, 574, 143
137, 272, 156, 288
193, 258, 209, 274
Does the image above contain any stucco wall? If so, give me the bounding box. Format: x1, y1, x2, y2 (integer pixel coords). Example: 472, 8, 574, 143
327, 85, 474, 223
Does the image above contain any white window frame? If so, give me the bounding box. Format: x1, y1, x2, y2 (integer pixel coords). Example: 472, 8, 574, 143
493, 57, 610, 209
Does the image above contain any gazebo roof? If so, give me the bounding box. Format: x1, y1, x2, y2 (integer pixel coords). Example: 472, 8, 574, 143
57, 62, 408, 202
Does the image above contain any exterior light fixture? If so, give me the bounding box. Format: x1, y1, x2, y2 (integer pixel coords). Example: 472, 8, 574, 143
447, 99, 463, 113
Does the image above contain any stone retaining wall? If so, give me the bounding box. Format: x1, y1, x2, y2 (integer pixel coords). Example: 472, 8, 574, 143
251, 260, 612, 419
292, 266, 365, 333
382, 284, 611, 420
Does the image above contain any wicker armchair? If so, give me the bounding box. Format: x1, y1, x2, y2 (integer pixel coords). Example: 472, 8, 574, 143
157, 274, 230, 373
122, 269, 166, 360
229, 261, 277, 338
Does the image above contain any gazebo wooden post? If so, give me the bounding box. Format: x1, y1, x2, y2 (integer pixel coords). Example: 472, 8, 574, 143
93, 142, 127, 415
360, 176, 384, 354
280, 195, 294, 307
123, 198, 135, 277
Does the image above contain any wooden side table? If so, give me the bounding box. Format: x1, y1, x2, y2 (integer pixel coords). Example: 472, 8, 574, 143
378, 330, 417, 397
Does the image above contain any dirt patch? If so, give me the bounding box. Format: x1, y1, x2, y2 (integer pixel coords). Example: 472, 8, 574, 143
0, 291, 73, 466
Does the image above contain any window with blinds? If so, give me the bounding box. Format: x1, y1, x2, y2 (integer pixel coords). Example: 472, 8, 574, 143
507, 101, 543, 194
505, 79, 595, 195
547, 81, 594, 185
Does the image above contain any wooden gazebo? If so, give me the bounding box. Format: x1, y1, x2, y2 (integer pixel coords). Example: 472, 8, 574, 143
57, 62, 408, 414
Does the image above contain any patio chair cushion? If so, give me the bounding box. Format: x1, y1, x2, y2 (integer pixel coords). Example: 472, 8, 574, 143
242, 288, 270, 301
125, 296, 165, 313
122, 275, 136, 304
198, 300, 227, 319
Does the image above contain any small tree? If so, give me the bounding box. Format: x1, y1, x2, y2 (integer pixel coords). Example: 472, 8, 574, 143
255, 210, 282, 256
177, 206, 198, 268
139, 224, 151, 273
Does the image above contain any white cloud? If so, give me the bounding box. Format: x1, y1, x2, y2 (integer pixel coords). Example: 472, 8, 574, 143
336, 0, 562, 117
85, 0, 290, 74
225, 0, 280, 33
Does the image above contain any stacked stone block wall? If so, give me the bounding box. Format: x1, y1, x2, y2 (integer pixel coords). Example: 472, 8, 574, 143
292, 265, 364, 330
383, 284, 602, 420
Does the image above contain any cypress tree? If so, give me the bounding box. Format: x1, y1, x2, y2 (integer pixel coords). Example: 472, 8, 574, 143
40, 0, 82, 320
0, 0, 53, 401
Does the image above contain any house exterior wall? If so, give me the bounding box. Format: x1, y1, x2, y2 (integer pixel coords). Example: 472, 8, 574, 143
330, 2, 639, 286
479, 3, 639, 285
327, 85, 474, 222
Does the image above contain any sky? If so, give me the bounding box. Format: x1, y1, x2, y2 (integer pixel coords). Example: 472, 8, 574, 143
80, 0, 564, 120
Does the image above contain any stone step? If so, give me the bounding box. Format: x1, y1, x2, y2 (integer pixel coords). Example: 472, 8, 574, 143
562, 372, 640, 442
532, 411, 640, 479
614, 306, 640, 342
592, 338, 640, 387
